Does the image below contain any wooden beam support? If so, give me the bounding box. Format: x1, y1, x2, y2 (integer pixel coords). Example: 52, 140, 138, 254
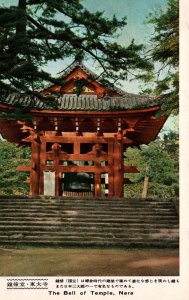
41, 135, 133, 144
74, 142, 80, 154
17, 131, 136, 197
39, 136, 46, 195
17, 165, 31, 172
113, 138, 124, 197
108, 142, 114, 197
46, 153, 108, 161
29, 136, 40, 196
43, 165, 109, 173
124, 166, 140, 173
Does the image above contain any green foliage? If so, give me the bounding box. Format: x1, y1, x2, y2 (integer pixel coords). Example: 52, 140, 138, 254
0, 140, 30, 195
142, 0, 179, 115
0, 0, 152, 100
125, 131, 179, 198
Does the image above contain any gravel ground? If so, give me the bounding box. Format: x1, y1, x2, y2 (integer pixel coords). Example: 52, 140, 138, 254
0, 247, 179, 276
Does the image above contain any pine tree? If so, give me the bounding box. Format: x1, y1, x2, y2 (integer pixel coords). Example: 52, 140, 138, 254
0, 140, 30, 195
0, 0, 152, 99
141, 0, 179, 115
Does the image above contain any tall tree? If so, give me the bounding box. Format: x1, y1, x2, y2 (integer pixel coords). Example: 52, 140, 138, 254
0, 0, 152, 99
0, 140, 30, 195
141, 0, 179, 115
125, 132, 179, 198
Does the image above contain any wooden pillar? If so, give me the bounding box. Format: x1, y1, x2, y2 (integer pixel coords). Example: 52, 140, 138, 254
39, 136, 46, 195
114, 137, 124, 197
30, 134, 40, 196
55, 169, 60, 197
74, 142, 80, 154
94, 143, 101, 197
52, 143, 61, 197
108, 142, 114, 197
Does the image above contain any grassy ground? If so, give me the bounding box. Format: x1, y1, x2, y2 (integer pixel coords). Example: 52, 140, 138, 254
0, 247, 179, 276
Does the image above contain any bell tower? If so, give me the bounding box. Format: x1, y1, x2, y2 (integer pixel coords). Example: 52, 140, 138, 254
0, 61, 167, 197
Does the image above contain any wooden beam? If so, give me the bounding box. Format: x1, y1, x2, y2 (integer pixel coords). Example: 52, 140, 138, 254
22, 135, 33, 142
54, 144, 61, 197
17, 165, 31, 172
30, 137, 40, 196
44, 136, 108, 143
41, 135, 133, 144
43, 165, 109, 173
39, 136, 46, 195
108, 142, 114, 197
113, 139, 124, 197
74, 142, 80, 154
46, 153, 108, 161
124, 166, 140, 173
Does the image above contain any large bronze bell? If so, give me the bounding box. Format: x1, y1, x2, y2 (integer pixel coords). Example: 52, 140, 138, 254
63, 172, 91, 192
62, 161, 91, 192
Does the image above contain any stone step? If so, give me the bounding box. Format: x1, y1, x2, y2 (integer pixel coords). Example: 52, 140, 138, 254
0, 215, 179, 223
0, 222, 178, 232
0, 209, 175, 215
0, 239, 179, 248
0, 203, 170, 207
0, 201, 175, 207
0, 213, 177, 219
0, 208, 176, 216
0, 197, 175, 203
0, 228, 179, 235
0, 206, 176, 213
0, 197, 176, 202
0, 234, 179, 241
0, 205, 174, 209
0, 223, 179, 230
0, 208, 175, 217
0, 231, 179, 238
0, 197, 179, 248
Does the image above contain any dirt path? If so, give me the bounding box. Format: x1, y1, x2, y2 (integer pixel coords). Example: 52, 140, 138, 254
0, 247, 179, 276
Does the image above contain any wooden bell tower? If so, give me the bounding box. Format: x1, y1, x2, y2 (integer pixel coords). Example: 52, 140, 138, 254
0, 62, 167, 197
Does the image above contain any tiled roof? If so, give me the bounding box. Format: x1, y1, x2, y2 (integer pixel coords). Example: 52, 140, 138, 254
48, 61, 126, 95
2, 93, 160, 111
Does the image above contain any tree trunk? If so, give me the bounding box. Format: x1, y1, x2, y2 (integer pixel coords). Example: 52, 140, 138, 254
16, 0, 26, 35
142, 167, 149, 199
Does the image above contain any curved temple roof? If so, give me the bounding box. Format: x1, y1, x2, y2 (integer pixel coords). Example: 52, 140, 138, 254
2, 93, 161, 111
0, 62, 166, 146
1, 61, 162, 112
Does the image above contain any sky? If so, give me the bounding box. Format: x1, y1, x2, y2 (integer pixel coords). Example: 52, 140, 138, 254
84, 0, 167, 45
1, 0, 167, 92
0, 0, 177, 132
1, 0, 167, 46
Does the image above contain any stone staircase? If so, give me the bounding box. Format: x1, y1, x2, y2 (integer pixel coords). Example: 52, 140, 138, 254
0, 197, 179, 247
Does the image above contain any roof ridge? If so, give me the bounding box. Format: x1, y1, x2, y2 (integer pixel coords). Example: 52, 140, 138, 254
58, 60, 98, 78
57, 61, 127, 95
